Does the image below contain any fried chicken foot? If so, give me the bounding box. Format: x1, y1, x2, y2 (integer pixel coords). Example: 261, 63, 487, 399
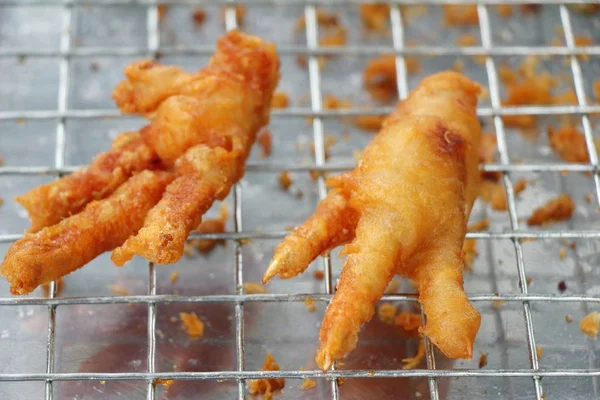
15, 132, 158, 232
263, 71, 482, 370
110, 31, 279, 265
2, 171, 172, 295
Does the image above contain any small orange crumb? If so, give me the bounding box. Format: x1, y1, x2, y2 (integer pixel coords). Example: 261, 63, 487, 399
300, 377, 317, 390
323, 94, 352, 110
320, 26, 347, 48
189, 204, 229, 254
566, 314, 574, 323
154, 379, 175, 389
271, 91, 290, 109
526, 276, 533, 286
295, 8, 340, 31
478, 351, 488, 368
309, 170, 320, 181
585, 193, 593, 203
490, 300, 505, 310
243, 282, 268, 294
560, 239, 577, 250
521, 4, 542, 14
527, 194, 575, 226
0, 197, 4, 207
363, 54, 419, 102
359, 4, 390, 32
220, 5, 245, 25
480, 179, 527, 211
497, 5, 513, 18
574, 35, 594, 62
559, 248, 567, 261
580, 311, 600, 338
479, 133, 498, 180
183, 243, 194, 257
278, 171, 293, 190
462, 239, 478, 272
313, 270, 324, 280
304, 297, 316, 312
548, 125, 590, 163
377, 302, 397, 325
248, 353, 285, 398
180, 312, 205, 339
354, 115, 385, 132
41, 278, 64, 298
0, 155, 4, 166
402, 338, 425, 369
553, 89, 578, 105
170, 271, 179, 284
257, 130, 272, 158
395, 311, 421, 331
456, 34, 478, 46
452, 58, 465, 72
110, 284, 130, 296
385, 278, 400, 294
536, 346, 543, 359
498, 65, 517, 85
443, 5, 479, 26
191, 8, 206, 25
594, 81, 600, 101
157, 4, 168, 21
468, 218, 490, 232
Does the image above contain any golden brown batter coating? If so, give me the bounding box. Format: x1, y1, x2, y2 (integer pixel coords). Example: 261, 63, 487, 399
15, 132, 159, 232
2, 171, 172, 295
263, 71, 482, 370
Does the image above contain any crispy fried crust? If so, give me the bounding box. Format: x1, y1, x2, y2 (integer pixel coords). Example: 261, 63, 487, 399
2, 171, 173, 295
264, 71, 482, 370
15, 132, 159, 233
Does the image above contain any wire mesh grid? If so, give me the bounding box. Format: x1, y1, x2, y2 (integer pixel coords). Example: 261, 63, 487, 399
0, 0, 600, 399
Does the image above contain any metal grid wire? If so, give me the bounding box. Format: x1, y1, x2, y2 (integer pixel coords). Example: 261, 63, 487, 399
0, 1, 599, 399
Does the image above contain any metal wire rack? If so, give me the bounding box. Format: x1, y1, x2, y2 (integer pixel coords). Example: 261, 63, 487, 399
0, 1, 600, 399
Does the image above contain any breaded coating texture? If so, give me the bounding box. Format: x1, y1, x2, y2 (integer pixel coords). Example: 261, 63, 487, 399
2, 171, 172, 295
15, 132, 158, 232
264, 71, 482, 370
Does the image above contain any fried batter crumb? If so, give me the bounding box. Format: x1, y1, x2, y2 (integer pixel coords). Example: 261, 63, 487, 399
248, 353, 285, 398
490, 300, 505, 310
443, 5, 479, 26
527, 194, 575, 226
278, 171, 293, 190
359, 4, 390, 32
536, 346, 543, 359
548, 125, 589, 163
478, 351, 488, 368
559, 248, 567, 261
220, 5, 245, 25
462, 239, 478, 272
243, 282, 268, 294
271, 91, 290, 109
154, 379, 175, 389
566, 314, 573, 323
300, 377, 317, 390
304, 297, 317, 312
363, 54, 420, 102
353, 115, 385, 132
521, 4, 542, 14
497, 5, 513, 18
180, 312, 205, 339
189, 204, 229, 254
192, 8, 206, 25
313, 270, 325, 280
585, 193, 593, 203
457, 34, 478, 47
468, 217, 490, 232
295, 8, 340, 31
395, 311, 422, 331
402, 339, 425, 369
157, 4, 168, 21
526, 276, 533, 286
0, 155, 4, 166
110, 284, 130, 296
385, 278, 400, 294
480, 179, 527, 211
574, 35, 594, 62
377, 302, 397, 325
41, 278, 64, 298
170, 271, 179, 284
580, 311, 600, 338
257, 130, 272, 158
0, 197, 4, 207
594, 80, 600, 101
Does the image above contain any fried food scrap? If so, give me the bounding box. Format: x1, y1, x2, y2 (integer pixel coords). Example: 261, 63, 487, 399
363, 54, 419, 103
527, 194, 575, 226
295, 8, 340, 31
462, 239, 478, 272
243, 282, 268, 294
248, 353, 285, 399
468, 217, 490, 232
180, 312, 204, 339
322, 94, 385, 132
110, 284, 130, 296
559, 248, 567, 261
278, 171, 293, 190
0, 155, 4, 166
41, 278, 64, 298
490, 300, 505, 310
457, 34, 478, 47
192, 8, 206, 25
548, 125, 589, 163
359, 4, 389, 32
594, 80, 600, 101
257, 130, 272, 158
154, 379, 175, 389
300, 378, 317, 390
1, 171, 172, 295
0, 197, 4, 207
111, 32, 279, 266
443, 5, 479, 26
566, 314, 574, 323
580, 311, 600, 338
189, 203, 229, 254
377, 303, 397, 325
271, 91, 290, 109
497, 5, 513, 18
395, 311, 422, 332
304, 297, 317, 312
264, 72, 483, 370
402, 339, 425, 369
354, 115, 385, 132
170, 271, 179, 284
502, 77, 553, 129
575, 35, 594, 62
220, 5, 246, 25
479, 133, 500, 181
480, 178, 527, 211
313, 270, 325, 280
478, 351, 488, 368
16, 131, 159, 233
536, 346, 543, 359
